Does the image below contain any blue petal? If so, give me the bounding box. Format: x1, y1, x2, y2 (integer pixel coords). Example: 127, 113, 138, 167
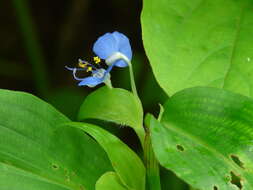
78, 76, 104, 87
93, 33, 118, 59
112, 31, 132, 61
114, 60, 128, 68
93, 31, 132, 68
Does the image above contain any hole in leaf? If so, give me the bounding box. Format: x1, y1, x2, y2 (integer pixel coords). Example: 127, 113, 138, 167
213, 185, 218, 190
230, 154, 245, 169
52, 164, 59, 170
230, 171, 243, 189
176, 144, 184, 151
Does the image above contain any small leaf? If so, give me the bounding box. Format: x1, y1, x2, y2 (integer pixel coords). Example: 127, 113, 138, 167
141, 0, 253, 98
0, 89, 112, 190
65, 122, 146, 190
149, 87, 253, 189
95, 172, 127, 190
78, 86, 145, 146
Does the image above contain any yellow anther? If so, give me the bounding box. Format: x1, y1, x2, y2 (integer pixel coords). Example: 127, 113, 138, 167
93, 56, 101, 64
78, 61, 87, 68
86, 66, 92, 72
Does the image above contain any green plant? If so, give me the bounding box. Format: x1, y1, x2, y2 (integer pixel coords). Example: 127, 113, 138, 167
2, 0, 253, 189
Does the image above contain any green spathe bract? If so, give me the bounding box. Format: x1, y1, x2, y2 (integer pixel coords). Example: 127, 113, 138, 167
141, 0, 253, 98
78, 86, 145, 146
148, 87, 253, 189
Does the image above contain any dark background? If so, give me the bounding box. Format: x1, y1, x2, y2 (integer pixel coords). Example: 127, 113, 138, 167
1, 0, 168, 118
1, 0, 188, 189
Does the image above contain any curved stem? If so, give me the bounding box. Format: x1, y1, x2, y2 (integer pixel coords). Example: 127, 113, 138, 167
158, 104, 164, 121
106, 52, 138, 96
127, 61, 138, 97
104, 79, 113, 89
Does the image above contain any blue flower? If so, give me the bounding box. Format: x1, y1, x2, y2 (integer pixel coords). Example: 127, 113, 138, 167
66, 31, 132, 87
65, 60, 113, 87
93, 31, 132, 67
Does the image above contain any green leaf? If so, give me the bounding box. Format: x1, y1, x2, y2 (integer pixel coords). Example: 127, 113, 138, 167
141, 0, 253, 98
95, 172, 127, 190
148, 87, 253, 189
66, 122, 146, 190
0, 89, 112, 190
78, 86, 145, 146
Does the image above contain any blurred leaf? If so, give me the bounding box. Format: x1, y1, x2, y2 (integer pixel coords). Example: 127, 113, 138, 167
66, 122, 146, 190
55, 0, 90, 64
141, 0, 253, 98
149, 87, 253, 189
95, 172, 127, 190
12, 0, 50, 96
0, 89, 112, 190
78, 86, 145, 146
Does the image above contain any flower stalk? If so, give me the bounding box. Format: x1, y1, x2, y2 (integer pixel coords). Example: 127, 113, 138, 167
106, 52, 138, 96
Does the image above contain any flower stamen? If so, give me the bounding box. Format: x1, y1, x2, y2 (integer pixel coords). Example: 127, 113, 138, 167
86, 66, 92, 72
78, 60, 88, 68
93, 56, 101, 64
78, 59, 98, 69
66, 31, 131, 88
72, 68, 85, 81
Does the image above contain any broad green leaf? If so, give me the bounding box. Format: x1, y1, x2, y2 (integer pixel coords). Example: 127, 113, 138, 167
0, 89, 112, 190
78, 86, 145, 146
148, 87, 253, 189
95, 172, 127, 190
66, 122, 146, 190
141, 0, 253, 97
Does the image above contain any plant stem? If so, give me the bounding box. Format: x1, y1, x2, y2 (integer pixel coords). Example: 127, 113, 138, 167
126, 57, 160, 189
144, 127, 161, 190
106, 52, 138, 97
158, 104, 164, 121
12, 0, 50, 97
128, 62, 138, 97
